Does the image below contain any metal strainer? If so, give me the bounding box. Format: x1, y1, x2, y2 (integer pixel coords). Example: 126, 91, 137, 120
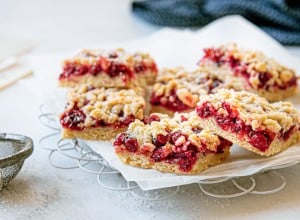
0, 133, 33, 190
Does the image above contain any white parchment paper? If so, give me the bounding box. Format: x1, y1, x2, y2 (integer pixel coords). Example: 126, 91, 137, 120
25, 15, 300, 190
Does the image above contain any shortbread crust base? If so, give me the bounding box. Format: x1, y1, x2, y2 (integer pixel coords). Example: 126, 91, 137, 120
116, 147, 230, 175
62, 126, 127, 141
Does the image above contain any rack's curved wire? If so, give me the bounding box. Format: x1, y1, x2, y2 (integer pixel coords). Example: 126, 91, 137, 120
38, 103, 297, 199
198, 177, 256, 199
232, 171, 286, 195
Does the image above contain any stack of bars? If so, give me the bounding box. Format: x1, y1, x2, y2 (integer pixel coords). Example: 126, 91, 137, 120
59, 44, 300, 175
59, 48, 158, 140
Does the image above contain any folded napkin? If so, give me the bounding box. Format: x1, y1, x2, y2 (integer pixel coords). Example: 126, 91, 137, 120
0, 35, 34, 90
132, 0, 300, 45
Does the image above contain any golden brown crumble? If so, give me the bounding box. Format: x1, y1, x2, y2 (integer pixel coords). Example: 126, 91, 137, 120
127, 112, 223, 153
64, 85, 145, 127
152, 67, 237, 108
201, 43, 297, 90
198, 89, 300, 133
63, 48, 156, 70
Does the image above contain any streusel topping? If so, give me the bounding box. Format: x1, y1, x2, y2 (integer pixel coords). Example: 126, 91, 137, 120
152, 67, 235, 107
197, 89, 300, 132
200, 43, 297, 90
127, 112, 223, 153
64, 85, 145, 126
64, 48, 156, 70
155, 67, 189, 82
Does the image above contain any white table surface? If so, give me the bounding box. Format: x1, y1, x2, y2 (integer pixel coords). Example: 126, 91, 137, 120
1, 0, 300, 219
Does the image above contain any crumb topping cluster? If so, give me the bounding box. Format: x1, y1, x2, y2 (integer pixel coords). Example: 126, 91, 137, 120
71, 48, 156, 70
123, 112, 226, 153
200, 43, 297, 90
197, 89, 300, 133
59, 48, 158, 81
151, 67, 235, 109
62, 85, 145, 128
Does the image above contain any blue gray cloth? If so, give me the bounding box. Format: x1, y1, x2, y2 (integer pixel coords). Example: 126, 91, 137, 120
132, 0, 300, 45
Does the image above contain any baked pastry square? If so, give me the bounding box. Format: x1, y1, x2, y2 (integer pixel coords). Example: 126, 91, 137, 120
60, 85, 145, 140
195, 89, 300, 156
59, 48, 157, 88
198, 44, 298, 101
150, 67, 235, 115
113, 112, 232, 174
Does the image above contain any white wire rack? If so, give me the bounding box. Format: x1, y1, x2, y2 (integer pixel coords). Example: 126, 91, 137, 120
38, 104, 298, 200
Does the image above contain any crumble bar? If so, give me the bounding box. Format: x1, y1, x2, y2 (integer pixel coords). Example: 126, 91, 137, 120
199, 44, 298, 101
113, 112, 232, 174
59, 48, 157, 88
150, 67, 236, 115
60, 85, 145, 140
195, 89, 300, 156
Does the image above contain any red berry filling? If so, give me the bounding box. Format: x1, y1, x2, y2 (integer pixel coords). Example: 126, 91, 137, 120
153, 134, 170, 147
180, 115, 188, 122
150, 89, 192, 112
124, 138, 138, 152
151, 147, 170, 162
277, 76, 298, 90
120, 115, 136, 126
169, 131, 188, 145
143, 114, 161, 124
281, 125, 296, 141
59, 60, 133, 82
134, 61, 158, 74
107, 62, 132, 78
258, 72, 273, 89
115, 129, 231, 172
60, 109, 86, 130
196, 102, 276, 152
201, 48, 252, 85
218, 137, 233, 153
150, 131, 199, 172
113, 133, 127, 146
195, 101, 217, 118
165, 146, 198, 172
61, 104, 136, 130
200, 48, 297, 90
114, 133, 138, 152
248, 131, 274, 151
